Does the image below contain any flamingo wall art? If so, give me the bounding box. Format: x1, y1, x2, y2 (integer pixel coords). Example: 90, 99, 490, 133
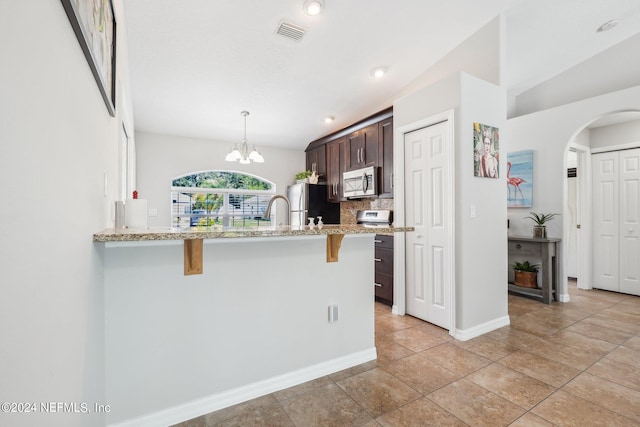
507, 150, 533, 207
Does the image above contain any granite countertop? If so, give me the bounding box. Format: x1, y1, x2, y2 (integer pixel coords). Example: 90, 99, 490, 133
93, 224, 414, 242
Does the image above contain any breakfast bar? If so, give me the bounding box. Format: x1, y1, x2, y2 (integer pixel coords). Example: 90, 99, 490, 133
94, 224, 407, 273
95, 224, 411, 425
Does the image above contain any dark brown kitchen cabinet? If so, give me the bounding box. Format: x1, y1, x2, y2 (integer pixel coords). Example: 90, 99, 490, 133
306, 144, 326, 180
377, 117, 393, 198
303, 107, 392, 201
326, 136, 345, 202
374, 234, 394, 306
346, 123, 378, 171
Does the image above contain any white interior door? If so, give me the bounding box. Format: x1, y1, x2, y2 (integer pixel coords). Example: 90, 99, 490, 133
592, 151, 619, 291
567, 175, 578, 278
404, 121, 450, 329
619, 148, 640, 295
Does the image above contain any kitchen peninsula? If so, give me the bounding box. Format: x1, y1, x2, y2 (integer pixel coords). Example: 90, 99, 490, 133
95, 224, 412, 425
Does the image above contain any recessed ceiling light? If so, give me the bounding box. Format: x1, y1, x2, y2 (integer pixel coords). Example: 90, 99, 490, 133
371, 66, 388, 78
596, 18, 619, 33
303, 0, 323, 16
324, 116, 334, 124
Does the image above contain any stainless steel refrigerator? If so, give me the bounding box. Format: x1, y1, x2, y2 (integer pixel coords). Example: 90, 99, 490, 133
287, 183, 340, 226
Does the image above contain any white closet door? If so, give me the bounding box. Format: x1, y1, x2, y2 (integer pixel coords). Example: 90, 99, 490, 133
404, 121, 451, 329
619, 148, 640, 295
592, 148, 640, 296
592, 152, 619, 291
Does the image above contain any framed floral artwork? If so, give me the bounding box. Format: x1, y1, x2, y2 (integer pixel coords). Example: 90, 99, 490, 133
474, 123, 499, 178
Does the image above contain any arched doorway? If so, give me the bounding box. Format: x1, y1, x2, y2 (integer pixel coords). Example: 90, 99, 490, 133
563, 110, 640, 292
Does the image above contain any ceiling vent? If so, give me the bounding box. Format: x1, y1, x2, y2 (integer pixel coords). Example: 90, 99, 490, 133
275, 21, 307, 41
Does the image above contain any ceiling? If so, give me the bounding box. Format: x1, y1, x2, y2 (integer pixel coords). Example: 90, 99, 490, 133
123, 0, 640, 151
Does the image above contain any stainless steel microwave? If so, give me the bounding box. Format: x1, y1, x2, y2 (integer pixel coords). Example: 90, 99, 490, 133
343, 166, 378, 198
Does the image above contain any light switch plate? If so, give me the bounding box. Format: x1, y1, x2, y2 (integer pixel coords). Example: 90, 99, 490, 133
328, 304, 339, 322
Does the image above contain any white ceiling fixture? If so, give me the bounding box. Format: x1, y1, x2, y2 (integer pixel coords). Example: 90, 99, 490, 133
225, 111, 264, 164
303, 0, 324, 16
324, 116, 334, 123
370, 66, 387, 78
596, 18, 619, 33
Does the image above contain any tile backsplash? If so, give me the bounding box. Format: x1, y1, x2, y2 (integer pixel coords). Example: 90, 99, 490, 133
340, 198, 394, 224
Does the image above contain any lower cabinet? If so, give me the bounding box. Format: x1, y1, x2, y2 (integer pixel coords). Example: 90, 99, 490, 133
374, 234, 394, 305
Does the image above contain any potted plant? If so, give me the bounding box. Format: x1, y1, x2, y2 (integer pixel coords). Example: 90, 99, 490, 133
513, 261, 539, 288
525, 212, 559, 238
295, 170, 312, 183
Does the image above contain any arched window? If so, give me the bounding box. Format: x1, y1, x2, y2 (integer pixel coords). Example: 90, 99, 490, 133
171, 170, 275, 228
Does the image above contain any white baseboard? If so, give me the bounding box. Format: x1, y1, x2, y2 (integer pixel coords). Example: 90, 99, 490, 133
452, 315, 510, 341
107, 347, 377, 427
558, 293, 570, 302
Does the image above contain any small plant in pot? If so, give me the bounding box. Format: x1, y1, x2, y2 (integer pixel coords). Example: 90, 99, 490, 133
295, 170, 312, 183
525, 212, 559, 238
513, 261, 540, 288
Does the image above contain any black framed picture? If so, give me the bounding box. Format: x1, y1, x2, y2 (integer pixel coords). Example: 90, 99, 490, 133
61, 0, 117, 116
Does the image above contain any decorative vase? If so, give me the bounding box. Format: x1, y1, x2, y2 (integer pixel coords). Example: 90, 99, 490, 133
514, 270, 538, 288
533, 225, 546, 238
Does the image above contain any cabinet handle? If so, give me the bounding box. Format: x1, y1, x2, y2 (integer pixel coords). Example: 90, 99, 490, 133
374, 283, 382, 287
374, 239, 383, 243
374, 258, 382, 262
390, 173, 393, 188
516, 244, 522, 249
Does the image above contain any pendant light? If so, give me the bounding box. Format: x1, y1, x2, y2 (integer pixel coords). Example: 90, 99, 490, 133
225, 111, 264, 164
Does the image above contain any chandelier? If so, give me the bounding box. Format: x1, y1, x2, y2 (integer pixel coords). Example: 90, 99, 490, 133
225, 111, 264, 164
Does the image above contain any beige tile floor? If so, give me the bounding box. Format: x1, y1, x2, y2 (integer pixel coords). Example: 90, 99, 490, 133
175, 280, 640, 426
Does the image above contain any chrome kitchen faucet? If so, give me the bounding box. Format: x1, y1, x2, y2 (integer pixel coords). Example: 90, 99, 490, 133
264, 194, 290, 226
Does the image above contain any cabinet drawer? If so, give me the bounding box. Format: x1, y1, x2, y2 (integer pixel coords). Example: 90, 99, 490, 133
374, 272, 393, 303
508, 241, 542, 257
374, 247, 393, 275
374, 234, 394, 249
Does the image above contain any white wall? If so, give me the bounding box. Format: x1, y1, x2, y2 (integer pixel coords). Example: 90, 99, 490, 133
590, 119, 640, 149
508, 86, 640, 237
507, 85, 640, 295
105, 235, 375, 425
135, 132, 304, 227
513, 33, 640, 118
394, 17, 501, 102
394, 72, 508, 334
457, 73, 508, 331
0, 1, 132, 426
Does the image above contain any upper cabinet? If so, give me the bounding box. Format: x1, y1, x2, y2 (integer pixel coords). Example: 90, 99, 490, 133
304, 107, 393, 201
305, 144, 326, 180
345, 123, 379, 171
377, 117, 393, 198
326, 136, 345, 202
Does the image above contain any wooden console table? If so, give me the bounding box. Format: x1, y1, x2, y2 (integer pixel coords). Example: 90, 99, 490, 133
508, 236, 561, 304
